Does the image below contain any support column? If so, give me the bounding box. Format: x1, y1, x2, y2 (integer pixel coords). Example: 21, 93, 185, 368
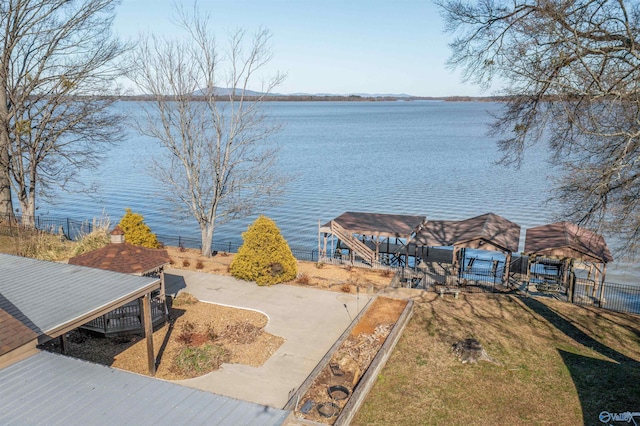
502, 251, 512, 287
142, 293, 156, 376
59, 333, 68, 355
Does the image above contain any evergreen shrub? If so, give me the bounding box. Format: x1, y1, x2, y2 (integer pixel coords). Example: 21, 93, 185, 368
118, 208, 160, 248
229, 215, 297, 285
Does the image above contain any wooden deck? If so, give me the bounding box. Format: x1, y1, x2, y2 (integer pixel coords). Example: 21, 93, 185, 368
81, 297, 166, 337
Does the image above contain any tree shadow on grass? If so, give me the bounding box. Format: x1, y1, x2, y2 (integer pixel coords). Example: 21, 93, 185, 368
520, 297, 640, 425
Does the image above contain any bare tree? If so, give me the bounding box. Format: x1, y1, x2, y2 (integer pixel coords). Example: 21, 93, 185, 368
0, 0, 127, 224
128, 6, 287, 257
438, 0, 640, 258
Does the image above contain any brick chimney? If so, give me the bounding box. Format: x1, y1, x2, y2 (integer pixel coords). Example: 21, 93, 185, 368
110, 225, 125, 244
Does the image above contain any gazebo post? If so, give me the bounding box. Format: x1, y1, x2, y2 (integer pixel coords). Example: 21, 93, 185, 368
598, 263, 607, 306
502, 251, 512, 287
141, 293, 156, 376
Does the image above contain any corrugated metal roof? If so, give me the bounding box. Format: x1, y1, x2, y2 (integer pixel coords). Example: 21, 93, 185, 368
0, 351, 289, 426
0, 253, 159, 337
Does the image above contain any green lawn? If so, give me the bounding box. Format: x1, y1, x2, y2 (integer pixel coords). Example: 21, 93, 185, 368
353, 292, 640, 425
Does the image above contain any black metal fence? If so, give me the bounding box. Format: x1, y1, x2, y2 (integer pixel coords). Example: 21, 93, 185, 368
0, 212, 322, 262
0, 212, 93, 240
571, 277, 640, 315
393, 266, 513, 294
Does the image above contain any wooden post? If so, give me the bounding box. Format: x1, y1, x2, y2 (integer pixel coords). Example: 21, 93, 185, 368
59, 333, 68, 355
502, 251, 512, 287
160, 269, 168, 321
142, 293, 156, 376
598, 263, 607, 306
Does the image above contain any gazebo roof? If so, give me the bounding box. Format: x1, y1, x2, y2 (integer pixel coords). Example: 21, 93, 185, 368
414, 213, 521, 253
321, 211, 426, 238
524, 221, 613, 263
68, 242, 170, 275
0, 253, 160, 358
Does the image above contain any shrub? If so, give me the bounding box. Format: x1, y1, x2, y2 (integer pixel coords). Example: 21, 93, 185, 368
229, 215, 297, 285
182, 259, 191, 267
296, 273, 311, 285
118, 208, 160, 248
73, 216, 111, 256
174, 344, 230, 375
341, 283, 352, 293
195, 260, 204, 270
172, 292, 199, 306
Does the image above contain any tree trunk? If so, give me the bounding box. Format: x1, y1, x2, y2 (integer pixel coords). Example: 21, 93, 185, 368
18, 193, 36, 227
0, 151, 12, 221
0, 89, 14, 221
200, 223, 215, 257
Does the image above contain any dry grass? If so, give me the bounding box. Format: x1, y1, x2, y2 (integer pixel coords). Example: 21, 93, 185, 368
165, 246, 394, 292
352, 293, 640, 426
0, 216, 110, 260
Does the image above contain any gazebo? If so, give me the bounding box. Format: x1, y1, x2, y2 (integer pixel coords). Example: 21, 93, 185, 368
68, 226, 171, 336
524, 222, 613, 301
413, 213, 521, 285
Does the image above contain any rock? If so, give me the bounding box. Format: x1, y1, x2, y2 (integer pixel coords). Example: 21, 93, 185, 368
452, 338, 501, 365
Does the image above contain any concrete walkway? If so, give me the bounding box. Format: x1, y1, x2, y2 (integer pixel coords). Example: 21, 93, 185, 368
164, 269, 372, 409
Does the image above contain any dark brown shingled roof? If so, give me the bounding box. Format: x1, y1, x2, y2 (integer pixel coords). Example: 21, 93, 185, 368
321, 211, 426, 238
524, 222, 613, 263
414, 213, 521, 253
0, 308, 38, 356
68, 243, 170, 275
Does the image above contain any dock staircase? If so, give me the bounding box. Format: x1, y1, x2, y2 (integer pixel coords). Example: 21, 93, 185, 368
330, 220, 377, 264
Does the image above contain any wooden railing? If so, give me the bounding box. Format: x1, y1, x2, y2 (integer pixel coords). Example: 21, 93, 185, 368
82, 297, 166, 336
330, 220, 376, 264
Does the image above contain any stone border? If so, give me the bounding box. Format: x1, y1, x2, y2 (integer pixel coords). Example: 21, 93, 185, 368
283, 296, 376, 412
283, 296, 414, 425
334, 297, 414, 425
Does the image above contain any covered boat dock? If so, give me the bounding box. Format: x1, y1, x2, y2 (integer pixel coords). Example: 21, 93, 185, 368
413, 213, 521, 284
524, 222, 613, 301
319, 211, 427, 266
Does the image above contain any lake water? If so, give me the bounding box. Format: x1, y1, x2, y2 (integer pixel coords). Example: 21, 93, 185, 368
38, 100, 638, 284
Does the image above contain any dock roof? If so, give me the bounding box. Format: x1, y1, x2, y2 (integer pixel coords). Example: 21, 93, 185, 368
414, 213, 521, 253
321, 211, 426, 238
524, 222, 613, 263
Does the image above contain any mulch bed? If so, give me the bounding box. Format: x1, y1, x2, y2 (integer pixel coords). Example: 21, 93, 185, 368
43, 294, 285, 380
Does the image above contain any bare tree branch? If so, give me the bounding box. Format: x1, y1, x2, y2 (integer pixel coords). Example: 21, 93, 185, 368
438, 0, 640, 258
127, 7, 288, 256
0, 0, 128, 224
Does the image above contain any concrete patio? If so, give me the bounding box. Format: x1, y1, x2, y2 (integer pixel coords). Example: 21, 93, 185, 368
164, 269, 372, 408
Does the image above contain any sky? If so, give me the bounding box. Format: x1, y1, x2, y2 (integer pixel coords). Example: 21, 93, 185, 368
113, 0, 486, 97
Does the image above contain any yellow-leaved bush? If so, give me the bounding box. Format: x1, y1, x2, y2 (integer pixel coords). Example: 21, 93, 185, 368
230, 215, 297, 286
118, 208, 160, 248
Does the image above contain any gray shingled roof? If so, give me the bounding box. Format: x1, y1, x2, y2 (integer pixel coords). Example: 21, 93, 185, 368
0, 253, 159, 340
0, 351, 289, 425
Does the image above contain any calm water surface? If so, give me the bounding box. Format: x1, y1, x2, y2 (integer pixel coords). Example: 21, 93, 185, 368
39, 101, 638, 283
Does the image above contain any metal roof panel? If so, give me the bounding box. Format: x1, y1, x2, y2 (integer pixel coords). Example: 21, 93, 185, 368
0, 352, 289, 426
